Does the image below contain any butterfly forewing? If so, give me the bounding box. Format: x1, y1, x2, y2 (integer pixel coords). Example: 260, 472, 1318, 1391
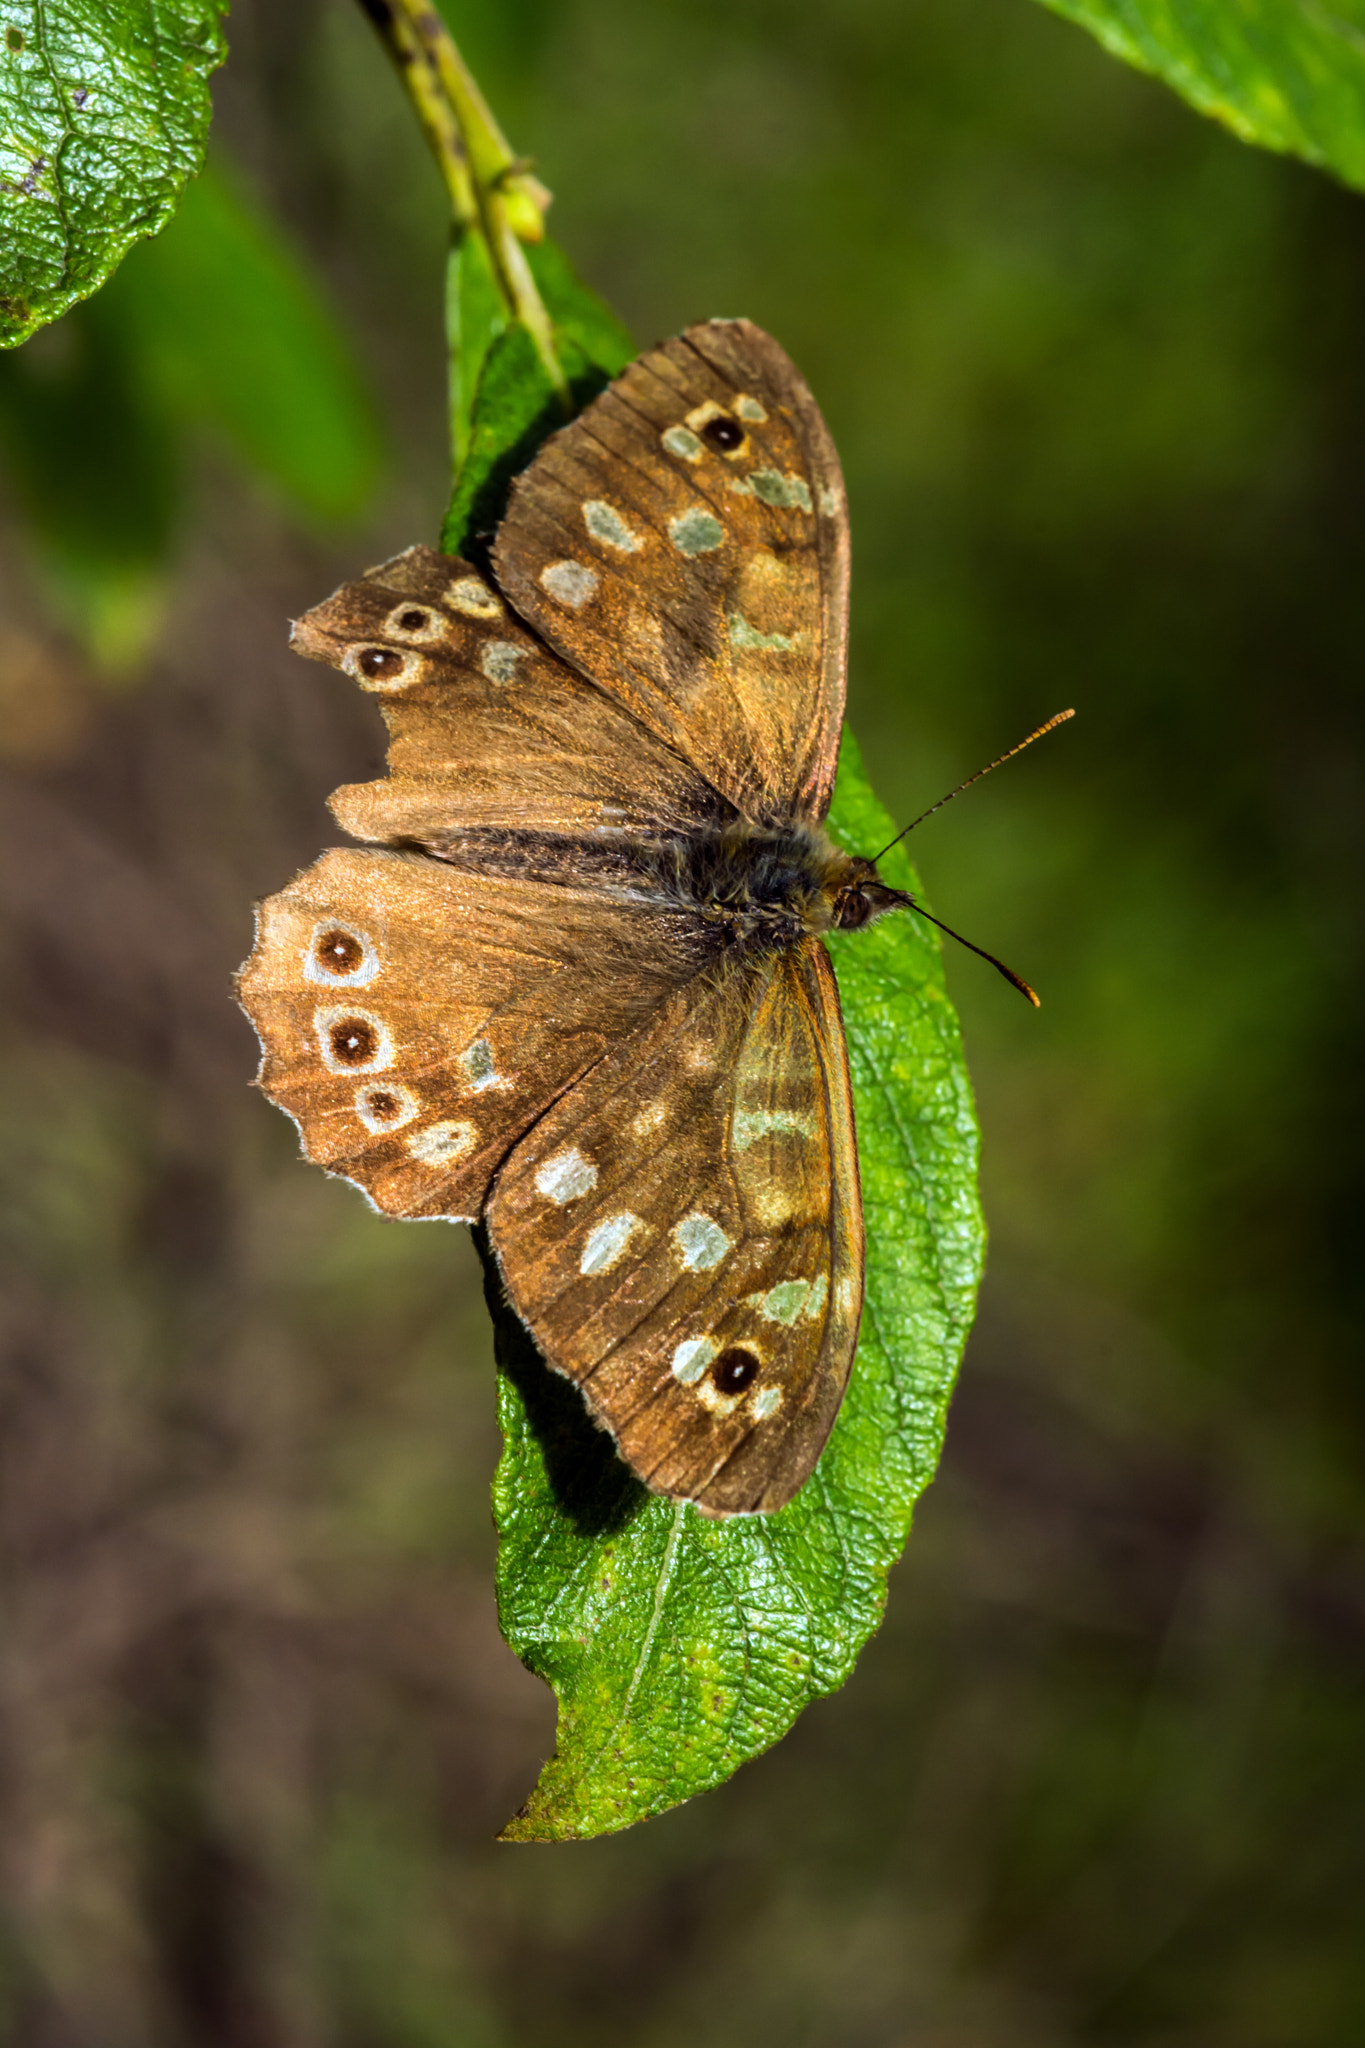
238, 846, 709, 1222
493, 320, 849, 824
487, 937, 863, 1514
291, 545, 733, 850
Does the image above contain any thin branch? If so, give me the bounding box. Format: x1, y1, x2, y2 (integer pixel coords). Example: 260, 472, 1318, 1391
357, 0, 569, 405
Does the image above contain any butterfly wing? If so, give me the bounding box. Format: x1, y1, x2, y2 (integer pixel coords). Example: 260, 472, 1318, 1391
289, 544, 735, 850
492, 319, 849, 826
487, 935, 864, 1514
237, 846, 711, 1222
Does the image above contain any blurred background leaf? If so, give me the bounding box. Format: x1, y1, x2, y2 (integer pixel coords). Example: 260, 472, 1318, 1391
0, 0, 228, 347
0, 156, 383, 669
1036, 0, 1365, 193
0, 0, 1363, 2039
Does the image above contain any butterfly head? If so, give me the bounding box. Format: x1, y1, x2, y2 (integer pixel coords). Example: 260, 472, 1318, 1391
828, 855, 914, 933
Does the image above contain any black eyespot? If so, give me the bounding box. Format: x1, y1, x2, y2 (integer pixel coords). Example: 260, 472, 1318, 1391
361, 1088, 401, 1123
712, 1348, 760, 1395
359, 647, 404, 679
315, 927, 363, 975
398, 608, 428, 631
329, 1017, 378, 1066
701, 414, 744, 452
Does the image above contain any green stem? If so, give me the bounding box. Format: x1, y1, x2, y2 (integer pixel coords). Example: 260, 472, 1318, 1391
357, 0, 570, 407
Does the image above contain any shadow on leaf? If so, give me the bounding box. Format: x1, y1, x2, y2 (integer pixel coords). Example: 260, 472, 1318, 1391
474, 1226, 649, 1540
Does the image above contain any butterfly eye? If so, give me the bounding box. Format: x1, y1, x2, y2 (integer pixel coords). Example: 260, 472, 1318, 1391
712, 1348, 760, 1395
701, 415, 745, 452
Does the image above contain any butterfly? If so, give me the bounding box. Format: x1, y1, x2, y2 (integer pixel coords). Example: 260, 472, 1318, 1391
237, 318, 920, 1516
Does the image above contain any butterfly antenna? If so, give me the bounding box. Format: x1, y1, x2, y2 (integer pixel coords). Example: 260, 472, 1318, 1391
871, 708, 1075, 863
905, 899, 1041, 1007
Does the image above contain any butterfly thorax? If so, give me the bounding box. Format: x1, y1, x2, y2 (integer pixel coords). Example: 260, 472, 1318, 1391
418, 819, 909, 953
632, 823, 908, 947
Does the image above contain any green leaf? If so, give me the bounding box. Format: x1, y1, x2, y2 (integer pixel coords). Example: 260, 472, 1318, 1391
440, 236, 634, 556
489, 732, 985, 1840
1035, 0, 1365, 193
0, 0, 228, 349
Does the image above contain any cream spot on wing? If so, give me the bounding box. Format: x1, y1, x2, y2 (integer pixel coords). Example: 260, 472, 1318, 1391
459, 1038, 509, 1092
583, 500, 643, 552
732, 1107, 817, 1150
748, 468, 813, 511
447, 575, 503, 619
669, 507, 725, 556
580, 1212, 642, 1276
728, 612, 794, 653
805, 1274, 830, 1321
726, 477, 754, 496
630, 1101, 670, 1139
541, 559, 599, 608
672, 1213, 732, 1272
836, 1274, 859, 1316
384, 601, 447, 645
407, 1120, 477, 1167
751, 1279, 814, 1325
480, 639, 524, 683
314, 1006, 394, 1076
303, 919, 378, 988
817, 484, 840, 516
534, 1147, 597, 1205
735, 395, 768, 423
671, 1336, 718, 1384
662, 425, 704, 461
354, 1081, 419, 1135
682, 1041, 716, 1072
345, 646, 418, 693
752, 1386, 783, 1420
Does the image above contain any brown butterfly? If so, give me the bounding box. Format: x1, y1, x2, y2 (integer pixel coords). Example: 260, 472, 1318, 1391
238, 318, 919, 1516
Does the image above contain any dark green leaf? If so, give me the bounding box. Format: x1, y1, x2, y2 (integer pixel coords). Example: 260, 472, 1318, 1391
0, 0, 228, 348
1036, 0, 1365, 192
440, 235, 634, 556
490, 733, 984, 1840
446, 229, 506, 474
525, 235, 635, 378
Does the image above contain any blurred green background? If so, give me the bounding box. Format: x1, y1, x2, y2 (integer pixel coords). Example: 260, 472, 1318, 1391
2, 0, 1363, 2041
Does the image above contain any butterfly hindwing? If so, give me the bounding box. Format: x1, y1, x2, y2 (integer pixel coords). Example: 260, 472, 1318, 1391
238, 846, 709, 1222
493, 319, 849, 825
487, 936, 863, 1513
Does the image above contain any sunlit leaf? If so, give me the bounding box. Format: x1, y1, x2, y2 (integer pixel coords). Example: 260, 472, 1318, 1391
1036, 0, 1365, 192
0, 0, 227, 348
